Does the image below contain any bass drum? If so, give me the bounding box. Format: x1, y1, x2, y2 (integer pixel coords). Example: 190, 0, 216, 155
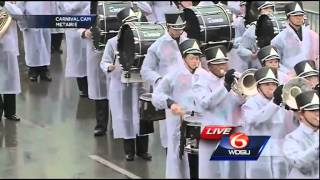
93, 1, 148, 50
183, 4, 235, 50
256, 14, 285, 48
92, 1, 133, 50
117, 22, 166, 71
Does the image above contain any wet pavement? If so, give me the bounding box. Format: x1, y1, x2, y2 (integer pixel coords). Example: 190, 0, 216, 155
0, 39, 166, 179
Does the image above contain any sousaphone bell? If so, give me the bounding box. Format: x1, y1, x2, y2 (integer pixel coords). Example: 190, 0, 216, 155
282, 77, 313, 109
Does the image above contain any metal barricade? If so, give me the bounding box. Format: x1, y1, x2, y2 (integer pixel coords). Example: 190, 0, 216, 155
305, 9, 319, 33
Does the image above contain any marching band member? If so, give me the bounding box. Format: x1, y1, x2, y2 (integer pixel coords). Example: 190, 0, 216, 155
16, 1, 53, 82
192, 45, 246, 178
283, 90, 319, 178
50, 1, 64, 54
144, 1, 177, 24
78, 2, 109, 137
294, 60, 319, 89
257, 45, 290, 84
141, 10, 188, 150
59, 2, 89, 97
0, 1, 23, 122
228, 1, 247, 73
237, 1, 275, 70
100, 7, 152, 161
172, 1, 194, 10
271, 2, 319, 74
152, 39, 204, 178
241, 67, 296, 178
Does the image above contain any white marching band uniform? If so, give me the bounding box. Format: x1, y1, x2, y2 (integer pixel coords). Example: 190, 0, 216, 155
141, 32, 188, 148
283, 124, 319, 179
58, 2, 89, 78
100, 36, 142, 139
16, 1, 52, 67
0, 2, 23, 94
242, 93, 297, 178
152, 61, 202, 178
271, 25, 319, 74
192, 69, 246, 179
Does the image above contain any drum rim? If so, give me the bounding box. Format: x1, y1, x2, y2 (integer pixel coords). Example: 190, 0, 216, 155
184, 5, 233, 47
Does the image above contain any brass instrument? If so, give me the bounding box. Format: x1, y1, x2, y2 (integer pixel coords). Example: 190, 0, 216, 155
282, 77, 313, 109
222, 69, 258, 99
0, 8, 12, 39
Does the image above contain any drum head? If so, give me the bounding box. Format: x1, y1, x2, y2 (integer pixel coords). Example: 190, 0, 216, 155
118, 23, 135, 71
183, 8, 202, 42
98, 1, 132, 31
184, 114, 201, 126
256, 14, 276, 48
118, 22, 166, 71
183, 6, 234, 49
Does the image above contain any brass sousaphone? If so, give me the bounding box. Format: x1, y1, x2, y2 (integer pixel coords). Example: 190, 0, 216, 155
0, 8, 12, 39
282, 77, 313, 109
226, 69, 258, 99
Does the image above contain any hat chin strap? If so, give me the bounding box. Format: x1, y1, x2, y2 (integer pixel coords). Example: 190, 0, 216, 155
289, 18, 303, 28
185, 62, 198, 74
302, 114, 319, 130
258, 86, 272, 100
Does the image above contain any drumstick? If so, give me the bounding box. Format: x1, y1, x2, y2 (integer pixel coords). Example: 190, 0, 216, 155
113, 51, 119, 65
179, 114, 186, 160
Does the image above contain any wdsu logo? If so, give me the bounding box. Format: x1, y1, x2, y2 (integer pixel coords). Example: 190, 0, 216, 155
200, 126, 270, 160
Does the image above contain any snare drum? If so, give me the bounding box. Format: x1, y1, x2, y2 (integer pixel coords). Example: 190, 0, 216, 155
183, 4, 235, 49
182, 114, 202, 154
139, 93, 166, 122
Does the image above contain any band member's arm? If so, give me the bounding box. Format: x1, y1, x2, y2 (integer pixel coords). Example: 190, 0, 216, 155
15, 1, 26, 14
3, 1, 23, 16
100, 38, 116, 73
133, 1, 152, 16
58, 2, 89, 14
78, 28, 90, 39
237, 25, 258, 60
192, 75, 229, 110
140, 46, 162, 87
241, 98, 280, 127
283, 132, 319, 172
152, 76, 174, 110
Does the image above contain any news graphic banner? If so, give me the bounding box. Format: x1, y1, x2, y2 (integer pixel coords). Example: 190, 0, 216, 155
14, 15, 97, 28
200, 126, 270, 161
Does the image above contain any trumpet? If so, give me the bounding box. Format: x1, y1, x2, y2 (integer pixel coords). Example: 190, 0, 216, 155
221, 69, 258, 99
281, 77, 313, 109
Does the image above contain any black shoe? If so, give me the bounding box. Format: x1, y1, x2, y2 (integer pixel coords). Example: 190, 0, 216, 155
28, 70, 38, 82
136, 152, 152, 161
51, 47, 63, 54
29, 76, 38, 82
5, 115, 20, 121
79, 91, 88, 98
57, 49, 63, 54
94, 129, 106, 136
125, 154, 135, 161
40, 71, 52, 81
